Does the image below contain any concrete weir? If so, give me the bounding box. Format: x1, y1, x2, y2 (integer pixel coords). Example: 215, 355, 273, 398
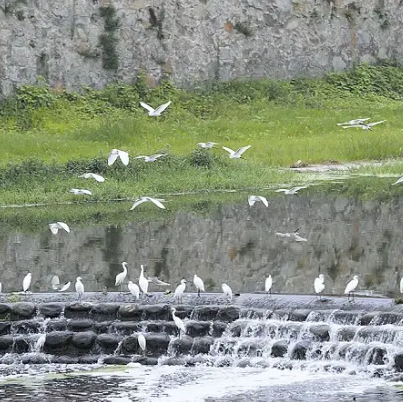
0, 292, 402, 376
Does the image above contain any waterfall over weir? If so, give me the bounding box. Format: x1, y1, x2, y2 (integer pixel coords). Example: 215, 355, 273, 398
0, 293, 402, 380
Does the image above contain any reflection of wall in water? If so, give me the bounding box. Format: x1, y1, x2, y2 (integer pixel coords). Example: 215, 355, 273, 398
0, 196, 401, 295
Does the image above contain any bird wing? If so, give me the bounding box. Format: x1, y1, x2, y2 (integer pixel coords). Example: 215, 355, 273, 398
59, 282, 71, 292
108, 150, 119, 166
155, 100, 172, 114
257, 196, 269, 207
135, 156, 148, 160
147, 277, 170, 286
275, 189, 288, 193
342, 125, 362, 129
368, 120, 386, 127
83, 190, 92, 195
92, 173, 105, 182
118, 150, 129, 166
49, 224, 59, 234
222, 146, 235, 155
392, 176, 403, 186
235, 145, 251, 156
146, 197, 166, 209
291, 186, 307, 192
151, 154, 166, 159
57, 222, 70, 233
198, 143, 207, 147
248, 196, 256, 206
337, 118, 370, 125
78, 173, 90, 179
140, 102, 155, 113
130, 198, 147, 210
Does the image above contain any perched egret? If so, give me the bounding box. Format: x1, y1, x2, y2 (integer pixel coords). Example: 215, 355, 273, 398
23, 273, 32, 293
128, 281, 140, 300
193, 274, 205, 297
49, 222, 70, 235
35, 334, 46, 353
137, 333, 146, 352
265, 275, 273, 297
275, 187, 307, 195
344, 275, 359, 302
130, 197, 166, 211
400, 277, 403, 294
70, 189, 92, 196
51, 275, 60, 290
222, 283, 232, 301
336, 118, 370, 126
58, 282, 71, 292
222, 145, 251, 159
139, 265, 149, 296
135, 154, 167, 162
248, 195, 269, 207
115, 262, 128, 289
174, 279, 187, 303
171, 307, 186, 337
341, 120, 386, 130
78, 173, 106, 182
314, 274, 325, 300
392, 177, 403, 186
108, 149, 129, 166
75, 277, 85, 302
198, 142, 217, 149
0, 282, 2, 293
140, 100, 172, 117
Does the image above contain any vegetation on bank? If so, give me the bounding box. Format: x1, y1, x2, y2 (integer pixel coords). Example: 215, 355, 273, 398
0, 62, 403, 212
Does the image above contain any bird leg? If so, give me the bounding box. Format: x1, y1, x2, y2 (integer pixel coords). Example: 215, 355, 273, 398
197, 289, 200, 297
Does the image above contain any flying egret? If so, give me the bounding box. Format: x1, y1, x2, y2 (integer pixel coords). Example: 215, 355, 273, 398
128, 281, 140, 300
115, 262, 128, 289
248, 195, 269, 207
135, 154, 167, 162
222, 145, 251, 159
23, 273, 32, 293
75, 276, 85, 302
174, 279, 187, 303
49, 222, 70, 235
78, 173, 106, 182
275, 186, 307, 195
341, 120, 386, 130
35, 334, 46, 353
70, 189, 92, 196
336, 118, 370, 126
276, 230, 308, 242
222, 283, 232, 301
137, 333, 146, 352
314, 274, 325, 300
58, 282, 71, 292
140, 100, 172, 117
344, 275, 359, 302
392, 177, 403, 186
193, 274, 205, 297
171, 307, 186, 337
130, 197, 166, 211
139, 265, 149, 296
198, 142, 217, 149
108, 149, 129, 166
265, 275, 273, 297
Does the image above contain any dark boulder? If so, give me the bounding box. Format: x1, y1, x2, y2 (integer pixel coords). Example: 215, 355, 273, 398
111, 322, 141, 335
71, 331, 97, 349
336, 327, 356, 342
169, 336, 193, 356
97, 334, 122, 354
192, 306, 220, 321
240, 308, 264, 320
0, 304, 11, 317
103, 356, 132, 365
94, 322, 110, 334
186, 321, 211, 338
12, 320, 40, 334
367, 346, 386, 365
290, 341, 310, 360
394, 353, 403, 372
47, 320, 67, 332
44, 331, 73, 351
191, 337, 214, 355
11, 303, 36, 319
309, 325, 330, 342
38, 303, 64, 318
79, 355, 101, 364
67, 319, 94, 332
0, 335, 13, 352
360, 312, 379, 326
216, 307, 240, 322
21, 355, 48, 364
270, 340, 288, 358
118, 304, 143, 321
64, 303, 93, 319
90, 303, 120, 320
142, 305, 171, 321
0, 322, 11, 335
289, 309, 311, 322
211, 321, 227, 337
51, 356, 79, 364
140, 334, 170, 355
13, 336, 29, 353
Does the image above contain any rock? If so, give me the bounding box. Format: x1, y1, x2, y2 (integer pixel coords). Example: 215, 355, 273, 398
111, 322, 141, 335
94, 322, 110, 334
192, 306, 220, 321
103, 356, 132, 365
47, 320, 67, 332
169, 306, 193, 319
79, 355, 100, 364
45, 331, 73, 349
289, 309, 311, 322
142, 305, 171, 321
21, 355, 48, 364
373, 312, 403, 325
97, 333, 122, 354
394, 353, 403, 372
228, 322, 246, 337
216, 307, 240, 322
169, 336, 193, 356
367, 346, 386, 365
38, 303, 64, 318
64, 303, 93, 318
336, 327, 356, 342
71, 331, 97, 349
185, 321, 211, 337
118, 305, 143, 320
0, 335, 13, 351
11, 303, 36, 319
0, 322, 11, 335
360, 311, 379, 326
240, 308, 264, 319
67, 319, 94, 332
290, 341, 310, 360
309, 324, 330, 341
0, 304, 11, 317
13, 336, 30, 353
143, 357, 159, 366
211, 321, 227, 337
138, 334, 170, 355
271, 340, 288, 358
121, 335, 142, 354
12, 320, 40, 334
191, 337, 214, 354
51, 356, 79, 364
90, 303, 120, 320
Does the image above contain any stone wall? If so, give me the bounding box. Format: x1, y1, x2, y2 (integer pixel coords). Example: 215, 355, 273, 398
0, 0, 402, 97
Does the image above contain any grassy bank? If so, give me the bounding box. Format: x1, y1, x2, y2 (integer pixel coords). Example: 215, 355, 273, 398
0, 62, 403, 209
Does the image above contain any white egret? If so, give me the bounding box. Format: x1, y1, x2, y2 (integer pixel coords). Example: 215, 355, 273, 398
275, 186, 307, 195
276, 230, 307, 242
140, 100, 172, 117
171, 307, 186, 337
130, 197, 166, 211
115, 262, 128, 289
341, 120, 386, 130
51, 275, 60, 290
58, 282, 71, 292
174, 279, 187, 303
248, 195, 269, 207
400, 277, 403, 294
147, 277, 170, 286
23, 273, 32, 293
70, 189, 92, 196
139, 265, 149, 296
193, 274, 205, 297
344, 275, 359, 302
222, 283, 232, 301
108, 149, 129, 166
78, 173, 106, 182
49, 222, 70, 235
135, 154, 167, 162
128, 281, 140, 300
198, 142, 217, 149
336, 118, 370, 126
0, 282, 2, 293
222, 145, 251, 159
138, 333, 146, 352
392, 177, 403, 186
265, 275, 273, 297
314, 274, 325, 300
75, 276, 85, 302
35, 334, 46, 353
